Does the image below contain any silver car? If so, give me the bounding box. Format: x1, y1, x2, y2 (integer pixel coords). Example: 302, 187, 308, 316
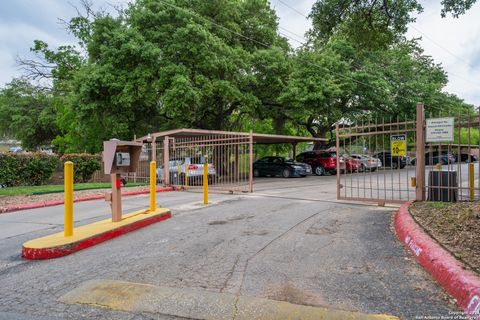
157, 156, 216, 184
350, 154, 382, 172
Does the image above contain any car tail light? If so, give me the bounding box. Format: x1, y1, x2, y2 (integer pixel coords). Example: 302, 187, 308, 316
368, 160, 374, 163
211, 163, 215, 168
188, 165, 198, 170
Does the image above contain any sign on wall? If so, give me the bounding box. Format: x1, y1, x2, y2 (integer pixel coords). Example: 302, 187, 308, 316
426, 117, 454, 142
391, 134, 407, 156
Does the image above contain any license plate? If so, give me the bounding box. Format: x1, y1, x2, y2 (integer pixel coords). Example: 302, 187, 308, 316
306, 169, 311, 173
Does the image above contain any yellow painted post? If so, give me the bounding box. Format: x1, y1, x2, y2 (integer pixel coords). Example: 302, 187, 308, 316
64, 161, 74, 237
411, 177, 416, 188
435, 163, 442, 171
469, 162, 474, 200
150, 161, 156, 211
185, 164, 188, 189
203, 161, 208, 204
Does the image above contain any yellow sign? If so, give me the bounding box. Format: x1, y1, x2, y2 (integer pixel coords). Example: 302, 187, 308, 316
391, 134, 406, 156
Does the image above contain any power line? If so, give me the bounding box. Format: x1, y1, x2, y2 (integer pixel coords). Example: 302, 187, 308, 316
154, 0, 384, 93
410, 25, 470, 66
275, 0, 309, 19
278, 26, 306, 42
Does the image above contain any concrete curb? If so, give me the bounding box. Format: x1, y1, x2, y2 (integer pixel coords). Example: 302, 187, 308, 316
394, 201, 480, 318
0, 187, 175, 214
22, 210, 171, 260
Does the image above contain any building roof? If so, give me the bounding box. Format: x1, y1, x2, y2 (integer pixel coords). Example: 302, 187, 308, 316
136, 128, 326, 144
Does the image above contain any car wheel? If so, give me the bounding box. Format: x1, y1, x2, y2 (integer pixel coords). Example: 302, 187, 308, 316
360, 164, 366, 172
282, 168, 291, 178
314, 166, 326, 176
371, 168, 377, 172
392, 162, 398, 169
253, 169, 260, 177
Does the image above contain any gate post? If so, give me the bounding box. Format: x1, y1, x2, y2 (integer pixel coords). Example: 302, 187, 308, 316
415, 103, 426, 201
336, 123, 340, 200
163, 136, 170, 185
249, 130, 253, 193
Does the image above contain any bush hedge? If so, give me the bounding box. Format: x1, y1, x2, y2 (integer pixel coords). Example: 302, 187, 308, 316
60, 154, 102, 183
0, 152, 59, 187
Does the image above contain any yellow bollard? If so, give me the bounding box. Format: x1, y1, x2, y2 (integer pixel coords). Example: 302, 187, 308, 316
185, 164, 188, 189
435, 163, 442, 171
411, 177, 416, 188
469, 162, 474, 200
203, 161, 208, 204
150, 161, 156, 211
64, 161, 74, 237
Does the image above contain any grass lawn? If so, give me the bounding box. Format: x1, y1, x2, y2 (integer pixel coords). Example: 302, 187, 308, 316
0, 182, 147, 196
0, 145, 8, 151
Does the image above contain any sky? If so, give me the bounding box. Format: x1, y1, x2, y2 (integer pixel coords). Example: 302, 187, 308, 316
0, 0, 479, 106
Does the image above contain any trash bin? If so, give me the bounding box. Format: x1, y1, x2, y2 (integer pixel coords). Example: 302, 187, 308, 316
428, 170, 457, 202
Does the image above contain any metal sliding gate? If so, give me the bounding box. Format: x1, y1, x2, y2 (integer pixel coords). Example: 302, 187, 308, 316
127, 132, 253, 193
336, 103, 480, 204
166, 133, 252, 192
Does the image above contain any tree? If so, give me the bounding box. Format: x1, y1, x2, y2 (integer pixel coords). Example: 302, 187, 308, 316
42, 0, 288, 152
309, 0, 477, 49
0, 79, 60, 149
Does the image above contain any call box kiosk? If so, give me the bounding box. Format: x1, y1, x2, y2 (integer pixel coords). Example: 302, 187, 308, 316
103, 139, 142, 222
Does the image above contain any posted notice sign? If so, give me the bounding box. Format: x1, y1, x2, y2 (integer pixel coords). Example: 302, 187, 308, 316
391, 134, 407, 156
426, 117, 454, 142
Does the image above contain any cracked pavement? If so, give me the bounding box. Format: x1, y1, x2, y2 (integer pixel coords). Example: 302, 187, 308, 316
0, 176, 458, 319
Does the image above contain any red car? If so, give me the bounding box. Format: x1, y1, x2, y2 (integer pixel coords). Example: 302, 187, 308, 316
296, 151, 361, 176
296, 151, 336, 176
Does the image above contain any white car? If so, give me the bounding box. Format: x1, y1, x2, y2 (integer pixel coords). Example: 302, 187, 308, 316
157, 156, 216, 184
350, 154, 382, 172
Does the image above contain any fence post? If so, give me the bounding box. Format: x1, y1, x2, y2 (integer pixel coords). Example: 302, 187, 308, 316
64, 161, 74, 237
469, 162, 475, 200
150, 161, 156, 211
163, 136, 170, 185
415, 103, 426, 201
336, 123, 340, 200
249, 130, 253, 193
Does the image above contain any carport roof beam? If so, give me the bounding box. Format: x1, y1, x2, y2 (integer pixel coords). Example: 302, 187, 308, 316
136, 128, 326, 144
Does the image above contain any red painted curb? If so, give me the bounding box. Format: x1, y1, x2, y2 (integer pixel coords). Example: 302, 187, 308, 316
394, 202, 480, 318
22, 211, 172, 260
0, 187, 175, 214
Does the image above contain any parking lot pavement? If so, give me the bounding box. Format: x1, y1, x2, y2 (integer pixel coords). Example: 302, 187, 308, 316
0, 178, 457, 319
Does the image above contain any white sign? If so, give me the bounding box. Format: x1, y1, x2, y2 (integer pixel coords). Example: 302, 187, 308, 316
426, 117, 454, 142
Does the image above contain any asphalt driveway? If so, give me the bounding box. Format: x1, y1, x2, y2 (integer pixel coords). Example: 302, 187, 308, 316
0, 176, 456, 319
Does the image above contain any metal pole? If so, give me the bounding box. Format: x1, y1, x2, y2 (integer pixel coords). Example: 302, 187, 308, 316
64, 161, 74, 237
249, 130, 253, 193
469, 162, 474, 200
336, 123, 340, 200
150, 161, 156, 211
163, 136, 170, 185
204, 159, 209, 204
415, 103, 426, 201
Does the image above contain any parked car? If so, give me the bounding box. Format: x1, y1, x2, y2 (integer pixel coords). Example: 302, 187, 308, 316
374, 152, 407, 169
350, 154, 382, 172
410, 152, 456, 166
340, 154, 362, 173
253, 156, 311, 178
455, 153, 478, 163
157, 156, 216, 184
295, 151, 337, 176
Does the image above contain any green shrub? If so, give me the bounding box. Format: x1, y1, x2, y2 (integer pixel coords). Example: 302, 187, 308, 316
60, 154, 102, 183
0, 152, 59, 186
